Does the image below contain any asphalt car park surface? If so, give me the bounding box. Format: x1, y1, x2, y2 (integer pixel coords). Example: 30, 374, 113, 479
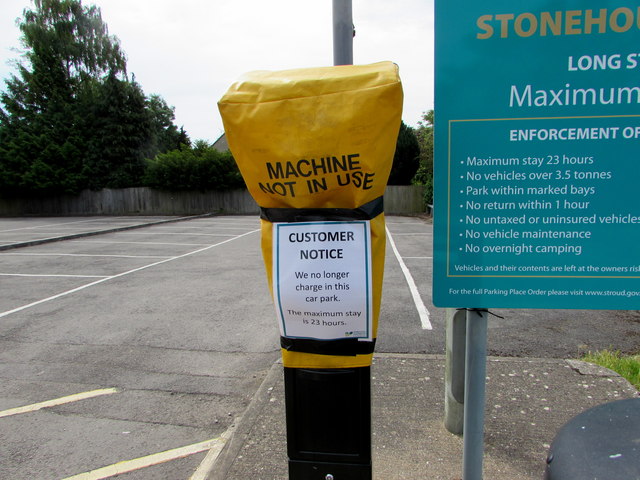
0, 216, 277, 480
0, 216, 197, 251
0, 215, 637, 479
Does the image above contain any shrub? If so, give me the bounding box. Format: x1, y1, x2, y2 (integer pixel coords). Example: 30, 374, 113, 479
144, 143, 244, 191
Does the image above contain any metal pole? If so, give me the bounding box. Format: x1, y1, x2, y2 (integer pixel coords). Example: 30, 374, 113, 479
444, 308, 466, 435
462, 309, 488, 480
332, 0, 353, 65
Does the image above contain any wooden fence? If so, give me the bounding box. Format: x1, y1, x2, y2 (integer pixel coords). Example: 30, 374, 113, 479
0, 185, 426, 216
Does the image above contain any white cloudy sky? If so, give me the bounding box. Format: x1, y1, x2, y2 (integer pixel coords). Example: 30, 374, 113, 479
0, 0, 434, 143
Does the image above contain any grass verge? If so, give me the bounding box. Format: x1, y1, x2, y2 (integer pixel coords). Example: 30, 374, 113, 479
582, 350, 640, 391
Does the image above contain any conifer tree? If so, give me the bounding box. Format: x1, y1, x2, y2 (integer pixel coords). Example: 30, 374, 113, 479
388, 121, 420, 185
0, 0, 184, 196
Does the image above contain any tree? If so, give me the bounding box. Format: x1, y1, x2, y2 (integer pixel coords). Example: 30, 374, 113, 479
145, 94, 190, 156
0, 0, 184, 196
21, 0, 127, 83
82, 73, 153, 188
0, 0, 129, 195
388, 121, 420, 185
412, 110, 434, 205
415, 110, 434, 175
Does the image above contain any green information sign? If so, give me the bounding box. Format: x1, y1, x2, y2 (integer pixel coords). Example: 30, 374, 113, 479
434, 1, 640, 309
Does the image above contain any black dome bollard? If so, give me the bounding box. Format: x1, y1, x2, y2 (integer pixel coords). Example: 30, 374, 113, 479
544, 398, 640, 480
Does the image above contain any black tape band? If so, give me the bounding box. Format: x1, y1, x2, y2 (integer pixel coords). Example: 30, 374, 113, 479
281, 336, 376, 356
260, 196, 384, 223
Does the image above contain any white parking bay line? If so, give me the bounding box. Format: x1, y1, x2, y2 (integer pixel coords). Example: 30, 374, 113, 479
0, 230, 259, 319
114, 232, 239, 237
386, 226, 432, 330
0, 273, 109, 278
0, 219, 106, 233
388, 232, 430, 236
62, 433, 231, 480
68, 240, 211, 246
0, 253, 171, 259
0, 388, 118, 418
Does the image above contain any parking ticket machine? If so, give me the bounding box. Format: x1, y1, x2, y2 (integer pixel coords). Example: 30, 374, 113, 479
219, 61, 403, 479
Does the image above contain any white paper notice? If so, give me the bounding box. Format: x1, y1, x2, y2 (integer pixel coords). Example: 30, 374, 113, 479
272, 221, 373, 341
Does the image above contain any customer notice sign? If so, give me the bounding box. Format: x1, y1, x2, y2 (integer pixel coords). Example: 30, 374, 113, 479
272, 221, 373, 341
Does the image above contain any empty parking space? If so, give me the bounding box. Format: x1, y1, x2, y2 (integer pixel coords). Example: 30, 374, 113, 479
0, 252, 161, 277
379, 217, 444, 354
0, 216, 191, 249
0, 215, 279, 480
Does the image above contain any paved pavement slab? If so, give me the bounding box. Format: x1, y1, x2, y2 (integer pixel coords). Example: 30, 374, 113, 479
209, 354, 638, 480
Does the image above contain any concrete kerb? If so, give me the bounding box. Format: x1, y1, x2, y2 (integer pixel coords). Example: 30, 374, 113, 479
206, 359, 284, 480
0, 213, 216, 252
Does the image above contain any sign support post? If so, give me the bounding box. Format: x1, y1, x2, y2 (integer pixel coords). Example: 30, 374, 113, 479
462, 309, 488, 480
332, 0, 353, 66
445, 308, 467, 435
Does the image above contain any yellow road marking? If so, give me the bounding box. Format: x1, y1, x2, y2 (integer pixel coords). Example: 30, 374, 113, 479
0, 388, 118, 418
62, 436, 228, 480
188, 425, 236, 480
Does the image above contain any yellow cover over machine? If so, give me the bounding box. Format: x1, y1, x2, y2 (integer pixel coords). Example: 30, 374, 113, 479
218, 61, 403, 369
